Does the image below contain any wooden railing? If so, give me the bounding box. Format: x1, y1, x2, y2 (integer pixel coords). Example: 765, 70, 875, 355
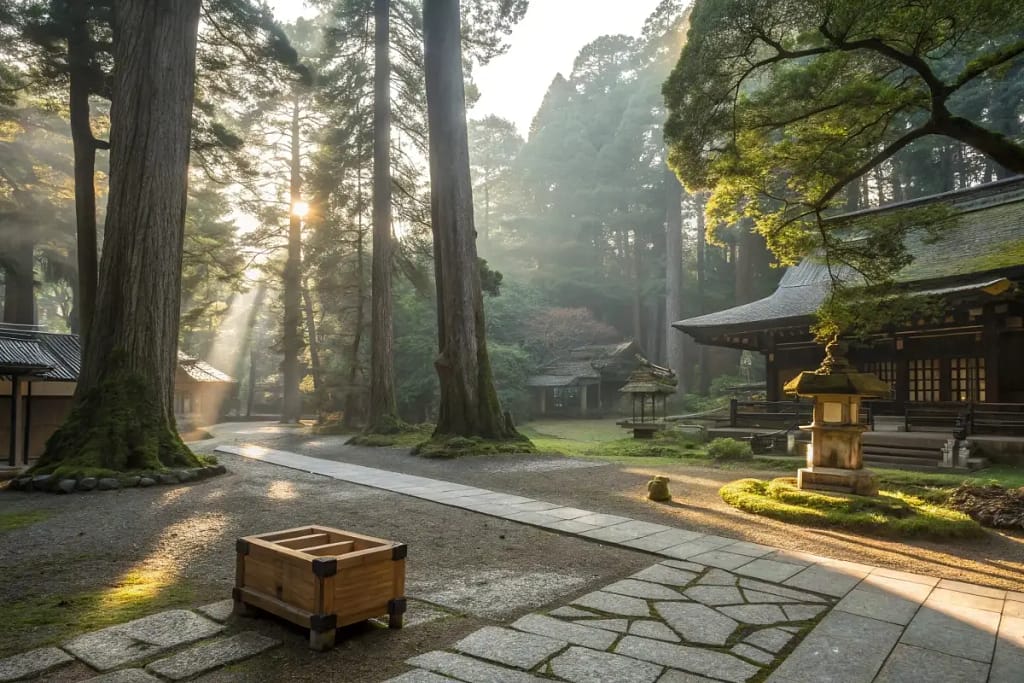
729, 399, 1024, 436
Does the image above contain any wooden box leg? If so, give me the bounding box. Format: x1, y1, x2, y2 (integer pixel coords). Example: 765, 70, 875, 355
388, 598, 407, 630
309, 628, 336, 651
231, 588, 257, 617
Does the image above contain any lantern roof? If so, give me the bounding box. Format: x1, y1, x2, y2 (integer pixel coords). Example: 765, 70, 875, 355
783, 338, 892, 399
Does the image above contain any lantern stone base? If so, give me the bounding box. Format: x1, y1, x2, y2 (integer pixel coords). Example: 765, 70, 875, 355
798, 466, 878, 497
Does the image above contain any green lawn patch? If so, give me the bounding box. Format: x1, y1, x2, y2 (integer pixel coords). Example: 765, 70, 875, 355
720, 477, 984, 539
0, 509, 53, 532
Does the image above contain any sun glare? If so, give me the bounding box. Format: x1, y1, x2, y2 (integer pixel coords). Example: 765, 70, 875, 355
292, 200, 310, 218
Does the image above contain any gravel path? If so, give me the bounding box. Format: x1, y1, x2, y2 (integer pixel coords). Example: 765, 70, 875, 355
209, 423, 1024, 593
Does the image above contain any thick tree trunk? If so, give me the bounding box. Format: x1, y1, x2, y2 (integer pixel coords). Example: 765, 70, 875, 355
695, 192, 711, 395
302, 281, 322, 416
664, 167, 685, 388
423, 0, 519, 440
281, 92, 303, 423
632, 228, 644, 349
68, 0, 99, 340
38, 0, 203, 474
367, 0, 399, 433
3, 239, 35, 324
344, 169, 367, 429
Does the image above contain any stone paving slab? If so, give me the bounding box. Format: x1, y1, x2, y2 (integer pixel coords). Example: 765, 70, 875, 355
875, 643, 989, 683
452, 627, 566, 669
573, 591, 652, 617
0, 647, 73, 682
783, 564, 866, 597
899, 603, 1000, 662
603, 579, 685, 600
196, 599, 235, 623
857, 574, 935, 603
615, 635, 760, 683
991, 615, 1024, 683
656, 602, 737, 645
510, 614, 617, 650
145, 631, 279, 681
835, 588, 922, 626
386, 671, 460, 683
406, 651, 544, 683
64, 610, 226, 671
735, 558, 805, 583
85, 670, 161, 682
549, 646, 663, 683
767, 611, 903, 683
926, 586, 1004, 612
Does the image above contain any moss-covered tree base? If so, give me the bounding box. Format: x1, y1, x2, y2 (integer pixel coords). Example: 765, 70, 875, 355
349, 420, 426, 447
412, 434, 537, 459
720, 477, 983, 539
31, 370, 202, 479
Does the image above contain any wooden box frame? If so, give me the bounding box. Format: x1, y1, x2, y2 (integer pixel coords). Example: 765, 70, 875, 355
233, 525, 406, 650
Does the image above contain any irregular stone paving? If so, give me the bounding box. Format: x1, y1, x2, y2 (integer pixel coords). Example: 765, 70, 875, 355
0, 603, 280, 682
390, 559, 836, 683
222, 443, 1024, 683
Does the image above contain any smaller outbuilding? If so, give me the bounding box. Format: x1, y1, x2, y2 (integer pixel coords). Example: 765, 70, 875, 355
527, 341, 643, 418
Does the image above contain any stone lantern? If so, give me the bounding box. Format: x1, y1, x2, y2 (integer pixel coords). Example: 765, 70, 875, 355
783, 338, 891, 496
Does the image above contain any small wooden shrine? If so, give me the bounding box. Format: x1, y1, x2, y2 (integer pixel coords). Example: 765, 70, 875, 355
618, 357, 678, 439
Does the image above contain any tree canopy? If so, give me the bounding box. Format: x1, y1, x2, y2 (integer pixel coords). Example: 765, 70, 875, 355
664, 0, 1024, 273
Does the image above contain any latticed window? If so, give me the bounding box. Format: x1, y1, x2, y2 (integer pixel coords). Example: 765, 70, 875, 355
909, 359, 940, 402
861, 361, 896, 392
950, 358, 986, 402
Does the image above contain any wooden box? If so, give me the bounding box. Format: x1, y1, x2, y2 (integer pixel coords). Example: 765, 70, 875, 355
233, 525, 407, 650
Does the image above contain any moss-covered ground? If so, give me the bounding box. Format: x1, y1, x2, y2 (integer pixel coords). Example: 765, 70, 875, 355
0, 509, 53, 533
720, 478, 983, 539
0, 570, 197, 657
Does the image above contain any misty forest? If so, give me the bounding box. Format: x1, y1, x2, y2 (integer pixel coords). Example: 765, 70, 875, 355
2, 0, 1023, 470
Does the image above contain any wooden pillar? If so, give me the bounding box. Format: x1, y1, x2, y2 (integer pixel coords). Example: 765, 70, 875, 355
984, 312, 1000, 403
23, 380, 31, 465
580, 384, 588, 417
539, 389, 546, 415
8, 376, 23, 467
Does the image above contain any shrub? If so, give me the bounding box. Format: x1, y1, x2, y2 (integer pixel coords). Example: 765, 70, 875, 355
707, 438, 753, 461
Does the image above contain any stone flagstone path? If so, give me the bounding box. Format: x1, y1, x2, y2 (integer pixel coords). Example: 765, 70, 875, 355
219, 443, 1024, 682
0, 601, 278, 682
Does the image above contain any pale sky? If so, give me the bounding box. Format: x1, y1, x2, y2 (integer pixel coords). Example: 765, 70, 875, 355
268, 0, 665, 135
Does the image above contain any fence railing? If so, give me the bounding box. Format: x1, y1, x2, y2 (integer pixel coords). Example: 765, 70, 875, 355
728, 399, 1024, 436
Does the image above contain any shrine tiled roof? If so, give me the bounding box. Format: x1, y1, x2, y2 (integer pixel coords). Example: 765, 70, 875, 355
674, 176, 1024, 337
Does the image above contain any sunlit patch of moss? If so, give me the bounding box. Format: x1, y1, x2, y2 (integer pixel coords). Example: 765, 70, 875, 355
720, 477, 983, 539
0, 509, 53, 532
349, 424, 434, 448
0, 571, 196, 657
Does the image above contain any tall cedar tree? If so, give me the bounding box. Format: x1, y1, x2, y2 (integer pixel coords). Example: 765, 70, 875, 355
367, 0, 400, 432
422, 0, 521, 440
281, 88, 304, 423
36, 0, 204, 474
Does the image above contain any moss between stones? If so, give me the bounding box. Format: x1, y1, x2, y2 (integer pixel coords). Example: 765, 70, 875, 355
32, 366, 202, 477
720, 477, 983, 539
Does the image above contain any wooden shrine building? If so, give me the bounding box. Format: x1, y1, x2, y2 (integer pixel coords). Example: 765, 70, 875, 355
673, 177, 1024, 434
1, 324, 237, 466
527, 341, 643, 417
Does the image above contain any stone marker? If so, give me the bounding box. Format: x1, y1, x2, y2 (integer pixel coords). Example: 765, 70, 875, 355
145, 632, 279, 681
0, 647, 73, 682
